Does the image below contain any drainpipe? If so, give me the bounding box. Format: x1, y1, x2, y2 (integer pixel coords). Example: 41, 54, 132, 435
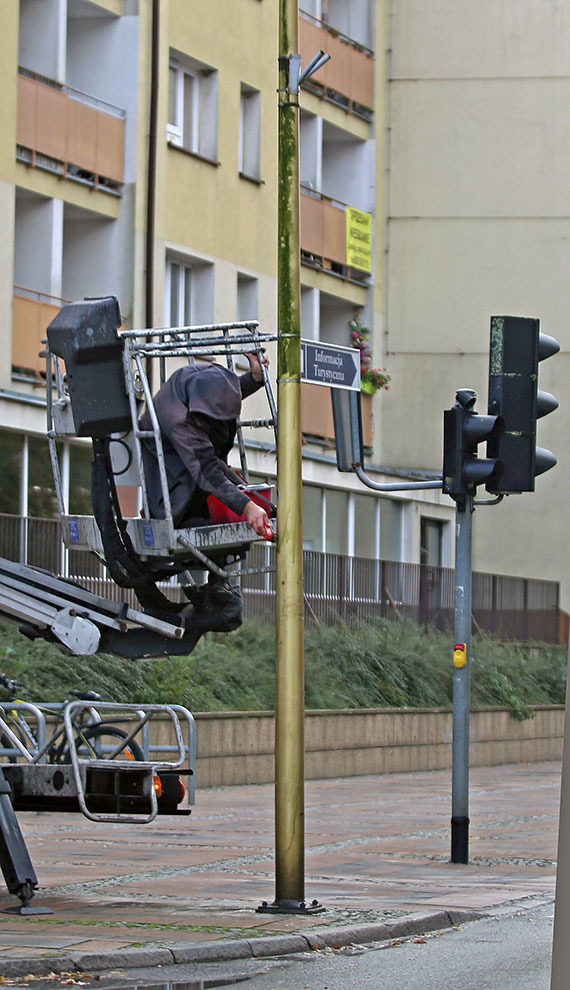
145, 0, 160, 391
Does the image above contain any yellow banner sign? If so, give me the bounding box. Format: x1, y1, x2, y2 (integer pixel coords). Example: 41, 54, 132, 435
346, 207, 372, 274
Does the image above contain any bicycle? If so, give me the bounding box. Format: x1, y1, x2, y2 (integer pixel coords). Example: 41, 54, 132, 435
0, 673, 144, 765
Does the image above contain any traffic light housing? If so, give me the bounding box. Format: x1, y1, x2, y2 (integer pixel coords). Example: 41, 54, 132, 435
486, 315, 559, 493
443, 388, 504, 500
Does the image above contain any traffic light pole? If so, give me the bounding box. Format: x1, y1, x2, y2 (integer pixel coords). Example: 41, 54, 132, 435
451, 495, 473, 864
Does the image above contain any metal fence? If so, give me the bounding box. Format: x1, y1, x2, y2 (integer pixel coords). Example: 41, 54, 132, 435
242, 543, 560, 642
0, 514, 560, 643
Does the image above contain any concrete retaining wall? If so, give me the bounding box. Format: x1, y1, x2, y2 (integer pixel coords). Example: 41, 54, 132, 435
153, 706, 564, 788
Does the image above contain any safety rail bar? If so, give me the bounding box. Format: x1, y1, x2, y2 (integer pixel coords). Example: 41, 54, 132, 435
63, 702, 190, 823
0, 701, 195, 805
119, 319, 278, 574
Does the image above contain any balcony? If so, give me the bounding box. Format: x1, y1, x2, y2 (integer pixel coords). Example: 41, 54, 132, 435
301, 382, 373, 446
17, 70, 125, 193
299, 13, 374, 117
300, 187, 371, 282
12, 288, 69, 381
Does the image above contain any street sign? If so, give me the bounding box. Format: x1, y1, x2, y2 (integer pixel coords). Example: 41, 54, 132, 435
301, 340, 360, 391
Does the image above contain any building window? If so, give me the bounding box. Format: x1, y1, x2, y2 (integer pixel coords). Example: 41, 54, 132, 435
420, 517, 443, 567
165, 258, 192, 327
324, 489, 349, 555
0, 431, 23, 515
302, 485, 323, 551
168, 54, 218, 161
379, 498, 403, 562
353, 493, 377, 559
69, 444, 94, 516
165, 254, 214, 327
239, 84, 261, 180
237, 273, 258, 322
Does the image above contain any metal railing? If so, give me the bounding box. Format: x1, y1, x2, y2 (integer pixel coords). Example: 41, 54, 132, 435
0, 514, 560, 644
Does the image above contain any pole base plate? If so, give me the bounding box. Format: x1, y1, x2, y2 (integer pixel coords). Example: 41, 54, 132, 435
257, 898, 325, 915
3, 904, 53, 915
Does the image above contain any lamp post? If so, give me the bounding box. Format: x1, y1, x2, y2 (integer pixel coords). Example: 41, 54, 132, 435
258, 0, 324, 914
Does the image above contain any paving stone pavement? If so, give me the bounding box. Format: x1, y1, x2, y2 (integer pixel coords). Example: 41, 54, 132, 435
0, 761, 561, 977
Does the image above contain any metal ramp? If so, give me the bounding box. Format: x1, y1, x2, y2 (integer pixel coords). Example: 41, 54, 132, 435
0, 556, 191, 657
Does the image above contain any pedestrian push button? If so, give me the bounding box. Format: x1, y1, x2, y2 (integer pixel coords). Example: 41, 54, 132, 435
453, 642, 467, 668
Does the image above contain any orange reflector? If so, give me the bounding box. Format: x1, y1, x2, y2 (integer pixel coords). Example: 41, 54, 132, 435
153, 775, 163, 799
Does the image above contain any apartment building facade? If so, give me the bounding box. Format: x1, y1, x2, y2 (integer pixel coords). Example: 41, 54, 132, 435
0, 0, 460, 591
383, 0, 570, 611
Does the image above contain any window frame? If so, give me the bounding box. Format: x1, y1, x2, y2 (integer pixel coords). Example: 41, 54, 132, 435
167, 53, 218, 162
164, 256, 193, 328
168, 62, 199, 150
238, 83, 261, 181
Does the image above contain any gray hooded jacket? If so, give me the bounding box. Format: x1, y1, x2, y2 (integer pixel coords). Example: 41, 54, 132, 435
140, 363, 262, 527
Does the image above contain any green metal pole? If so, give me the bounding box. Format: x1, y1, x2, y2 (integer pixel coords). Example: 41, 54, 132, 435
274, 0, 305, 908
257, 0, 322, 916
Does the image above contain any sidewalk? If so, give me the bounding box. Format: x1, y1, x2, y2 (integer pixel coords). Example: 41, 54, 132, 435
0, 761, 561, 978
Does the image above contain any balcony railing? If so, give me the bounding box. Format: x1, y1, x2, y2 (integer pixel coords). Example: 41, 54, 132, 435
301, 187, 345, 266
12, 287, 70, 381
299, 12, 374, 117
0, 514, 560, 644
300, 187, 370, 283
17, 69, 125, 192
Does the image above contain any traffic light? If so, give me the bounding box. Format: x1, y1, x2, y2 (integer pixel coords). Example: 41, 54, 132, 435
443, 388, 504, 500
486, 315, 559, 493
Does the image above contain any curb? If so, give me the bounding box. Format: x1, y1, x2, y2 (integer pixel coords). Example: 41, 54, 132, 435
0, 909, 485, 979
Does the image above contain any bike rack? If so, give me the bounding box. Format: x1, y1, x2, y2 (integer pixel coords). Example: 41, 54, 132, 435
62, 701, 193, 823
0, 700, 195, 823
0, 702, 48, 762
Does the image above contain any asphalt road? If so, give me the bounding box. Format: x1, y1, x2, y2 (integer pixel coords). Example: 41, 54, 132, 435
222, 901, 554, 990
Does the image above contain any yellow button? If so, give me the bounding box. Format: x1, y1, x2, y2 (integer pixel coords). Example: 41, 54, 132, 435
453, 642, 467, 668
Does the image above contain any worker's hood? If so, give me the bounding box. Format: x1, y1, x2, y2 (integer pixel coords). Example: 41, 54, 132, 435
175, 364, 242, 420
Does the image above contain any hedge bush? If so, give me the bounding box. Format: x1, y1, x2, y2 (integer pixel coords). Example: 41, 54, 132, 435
0, 618, 566, 719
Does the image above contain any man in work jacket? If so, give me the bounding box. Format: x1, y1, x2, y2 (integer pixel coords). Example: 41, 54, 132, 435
140, 352, 270, 535
139, 352, 271, 632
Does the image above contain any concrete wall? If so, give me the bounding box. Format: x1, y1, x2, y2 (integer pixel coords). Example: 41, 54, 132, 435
151, 706, 564, 789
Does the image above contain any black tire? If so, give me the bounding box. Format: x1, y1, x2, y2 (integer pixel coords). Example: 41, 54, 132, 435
65, 724, 144, 763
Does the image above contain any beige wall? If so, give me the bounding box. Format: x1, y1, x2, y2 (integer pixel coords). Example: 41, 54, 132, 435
382, 0, 570, 607
157, 0, 278, 279
148, 707, 564, 789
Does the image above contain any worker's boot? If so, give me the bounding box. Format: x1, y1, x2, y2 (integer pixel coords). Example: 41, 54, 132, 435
182, 578, 242, 632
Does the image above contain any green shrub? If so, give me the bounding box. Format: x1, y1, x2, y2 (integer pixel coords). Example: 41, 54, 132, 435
0, 618, 566, 719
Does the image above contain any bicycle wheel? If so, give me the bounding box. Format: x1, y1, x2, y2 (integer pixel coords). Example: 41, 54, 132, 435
64, 724, 144, 763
